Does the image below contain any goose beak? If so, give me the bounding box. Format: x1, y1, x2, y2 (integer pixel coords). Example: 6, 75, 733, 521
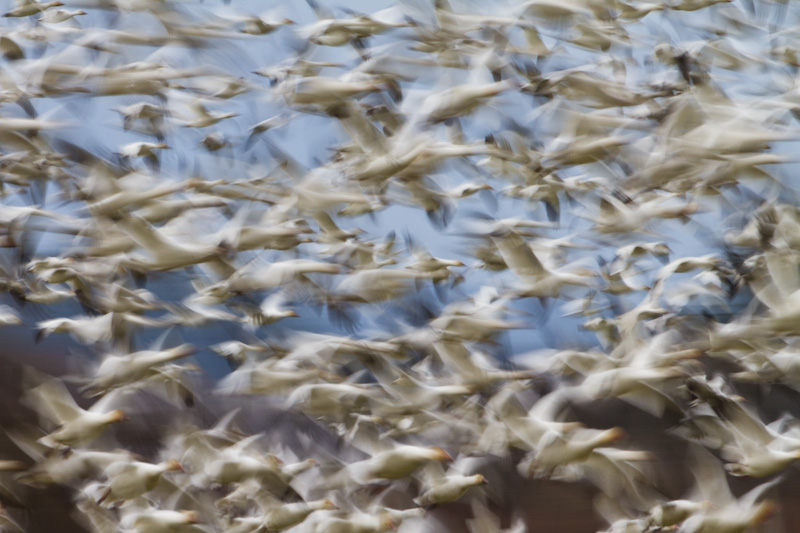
605, 427, 627, 442
176, 344, 201, 357
432, 447, 454, 462
322, 499, 338, 510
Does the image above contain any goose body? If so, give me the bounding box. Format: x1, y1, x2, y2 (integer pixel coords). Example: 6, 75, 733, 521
85, 344, 198, 396
347, 445, 453, 482
98, 459, 182, 504
413, 473, 487, 506
4, 1, 64, 17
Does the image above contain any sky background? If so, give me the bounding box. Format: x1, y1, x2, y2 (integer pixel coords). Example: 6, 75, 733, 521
0, 0, 797, 379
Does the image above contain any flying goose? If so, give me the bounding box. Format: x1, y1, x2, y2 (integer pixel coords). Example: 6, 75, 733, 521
22, 370, 130, 449
680, 446, 781, 533
491, 227, 596, 300
82, 343, 198, 397
412, 460, 488, 507
229, 498, 336, 533
4, 0, 64, 18
324, 443, 453, 488
94, 458, 184, 506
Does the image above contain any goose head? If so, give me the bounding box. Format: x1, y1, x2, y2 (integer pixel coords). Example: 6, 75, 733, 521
379, 513, 396, 531
165, 459, 184, 472
429, 446, 454, 462
180, 510, 199, 524
317, 499, 338, 511
600, 427, 627, 444
108, 410, 129, 423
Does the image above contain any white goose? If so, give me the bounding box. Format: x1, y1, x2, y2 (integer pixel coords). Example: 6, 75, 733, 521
119, 215, 230, 273
96, 458, 183, 506
413, 460, 488, 507
119, 507, 205, 533
325, 443, 453, 489
519, 426, 627, 478
22, 370, 130, 449
681, 446, 781, 533
9, 427, 135, 488
230, 498, 337, 533
36, 312, 165, 346
4, 0, 64, 18
181, 102, 238, 128
37, 7, 85, 23
421, 79, 519, 123
203, 259, 340, 300
491, 227, 596, 299
0, 305, 22, 328
83, 343, 198, 397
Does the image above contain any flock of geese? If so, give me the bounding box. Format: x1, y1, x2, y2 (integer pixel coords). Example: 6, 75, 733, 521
2, 0, 800, 531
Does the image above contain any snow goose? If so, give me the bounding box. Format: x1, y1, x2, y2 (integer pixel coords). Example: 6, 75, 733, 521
323, 442, 453, 491
118, 215, 230, 273
116, 142, 169, 171
412, 460, 488, 507
181, 102, 238, 128
4, 1, 64, 18
35, 312, 165, 347
202, 259, 340, 301
22, 370, 131, 449
300, 2, 410, 48
230, 497, 336, 533
680, 446, 781, 533
36, 8, 85, 23
82, 343, 198, 397
234, 291, 300, 326
95, 458, 184, 506
187, 434, 300, 499
491, 227, 596, 300
8, 427, 135, 488
0, 305, 22, 328
119, 507, 205, 533
518, 425, 627, 478
421, 79, 519, 123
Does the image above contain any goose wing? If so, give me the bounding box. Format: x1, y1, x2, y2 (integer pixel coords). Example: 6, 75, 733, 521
492, 229, 545, 280
23, 369, 83, 426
